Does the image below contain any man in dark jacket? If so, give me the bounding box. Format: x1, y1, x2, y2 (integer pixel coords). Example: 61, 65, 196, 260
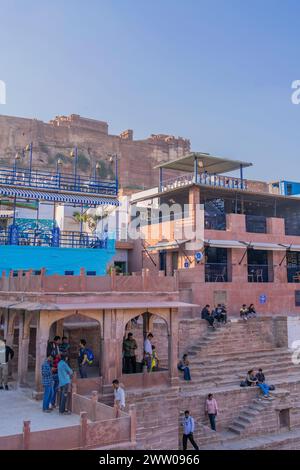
0, 339, 14, 390
46, 336, 61, 358
201, 305, 215, 328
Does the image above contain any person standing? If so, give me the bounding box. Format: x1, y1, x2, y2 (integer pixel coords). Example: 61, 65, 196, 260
41, 355, 54, 412
122, 332, 138, 374
51, 353, 61, 409
47, 336, 61, 358
143, 333, 153, 371
0, 339, 14, 390
182, 410, 199, 450
78, 339, 89, 379
57, 355, 73, 415
205, 393, 218, 431
112, 379, 125, 417
59, 336, 70, 358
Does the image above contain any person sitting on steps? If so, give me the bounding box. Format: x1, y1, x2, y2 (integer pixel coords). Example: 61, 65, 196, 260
240, 304, 249, 321
256, 368, 274, 400
178, 354, 191, 381
246, 369, 258, 387
248, 304, 257, 319
201, 305, 215, 329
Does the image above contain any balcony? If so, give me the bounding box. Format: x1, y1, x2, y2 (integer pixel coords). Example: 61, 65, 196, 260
246, 215, 267, 233
205, 263, 228, 282
287, 266, 300, 283
0, 166, 117, 196
248, 264, 269, 282
161, 173, 248, 192
0, 228, 110, 249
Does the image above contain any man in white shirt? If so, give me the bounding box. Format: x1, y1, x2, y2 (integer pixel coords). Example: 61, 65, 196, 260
112, 379, 125, 417
143, 333, 153, 371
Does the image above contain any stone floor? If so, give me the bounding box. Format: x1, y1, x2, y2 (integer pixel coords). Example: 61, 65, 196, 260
0, 387, 80, 436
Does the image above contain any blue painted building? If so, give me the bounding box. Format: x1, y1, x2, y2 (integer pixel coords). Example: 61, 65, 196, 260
0, 155, 119, 275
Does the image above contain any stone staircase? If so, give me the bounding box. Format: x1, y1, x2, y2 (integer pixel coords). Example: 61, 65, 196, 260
181, 320, 299, 390
228, 396, 275, 435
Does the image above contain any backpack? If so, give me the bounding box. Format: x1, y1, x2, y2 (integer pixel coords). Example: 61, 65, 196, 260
85, 348, 94, 365
269, 384, 275, 391
240, 380, 247, 387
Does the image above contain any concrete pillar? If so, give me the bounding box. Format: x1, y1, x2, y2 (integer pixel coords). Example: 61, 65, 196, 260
18, 312, 34, 386
101, 309, 122, 388
23, 420, 31, 450
6, 310, 18, 379
129, 404, 137, 443
35, 311, 50, 392
188, 186, 201, 235
273, 251, 287, 284
169, 308, 179, 386
80, 412, 88, 449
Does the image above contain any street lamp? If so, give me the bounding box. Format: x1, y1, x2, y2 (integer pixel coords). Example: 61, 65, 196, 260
13, 152, 21, 178
107, 153, 119, 194
24, 142, 33, 184
56, 158, 62, 174
70, 146, 78, 186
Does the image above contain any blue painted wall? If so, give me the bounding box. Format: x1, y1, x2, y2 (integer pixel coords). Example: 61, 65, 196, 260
0, 239, 115, 275
279, 181, 300, 196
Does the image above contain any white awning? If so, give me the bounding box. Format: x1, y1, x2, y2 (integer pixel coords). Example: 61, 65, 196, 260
146, 239, 188, 251
205, 239, 287, 251
205, 239, 246, 249
279, 243, 300, 252
244, 242, 285, 251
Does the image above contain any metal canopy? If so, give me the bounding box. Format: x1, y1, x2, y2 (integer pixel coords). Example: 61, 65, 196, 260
205, 239, 246, 249
146, 239, 188, 251
155, 152, 252, 174
0, 186, 119, 207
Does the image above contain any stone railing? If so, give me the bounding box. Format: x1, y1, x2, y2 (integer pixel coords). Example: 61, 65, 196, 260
0, 268, 178, 293
0, 392, 136, 450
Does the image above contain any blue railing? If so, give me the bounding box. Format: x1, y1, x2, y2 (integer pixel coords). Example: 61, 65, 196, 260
0, 166, 117, 196
161, 173, 248, 192
0, 228, 109, 249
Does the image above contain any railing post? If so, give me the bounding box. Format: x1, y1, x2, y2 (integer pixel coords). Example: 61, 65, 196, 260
91, 390, 98, 422
80, 411, 88, 449
23, 420, 31, 450
129, 404, 137, 444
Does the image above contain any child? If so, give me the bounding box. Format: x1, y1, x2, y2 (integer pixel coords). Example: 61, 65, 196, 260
150, 345, 159, 372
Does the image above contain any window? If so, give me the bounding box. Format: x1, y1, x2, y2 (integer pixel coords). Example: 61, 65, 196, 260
279, 409, 290, 429
64, 270, 74, 276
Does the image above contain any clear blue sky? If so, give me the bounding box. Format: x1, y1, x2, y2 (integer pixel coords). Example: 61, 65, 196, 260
1, 0, 300, 181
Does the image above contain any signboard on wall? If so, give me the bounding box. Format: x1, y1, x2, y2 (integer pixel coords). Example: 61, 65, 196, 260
184, 261, 189, 268
259, 294, 267, 305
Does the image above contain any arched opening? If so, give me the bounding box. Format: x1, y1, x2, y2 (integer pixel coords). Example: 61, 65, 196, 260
49, 313, 102, 378
123, 311, 169, 374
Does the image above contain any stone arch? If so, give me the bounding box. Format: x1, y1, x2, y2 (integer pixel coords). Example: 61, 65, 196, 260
122, 310, 170, 374
48, 310, 103, 378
